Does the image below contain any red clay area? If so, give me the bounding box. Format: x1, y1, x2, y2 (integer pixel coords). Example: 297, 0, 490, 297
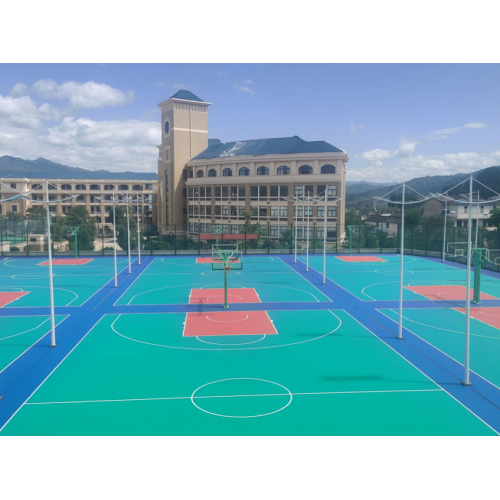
183, 311, 278, 337
189, 288, 260, 304
38, 258, 94, 266
406, 285, 497, 301
336, 256, 387, 263
454, 307, 500, 330
0, 291, 29, 307
196, 257, 241, 264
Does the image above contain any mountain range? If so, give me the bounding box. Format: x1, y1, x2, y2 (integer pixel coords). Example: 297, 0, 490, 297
0, 156, 157, 180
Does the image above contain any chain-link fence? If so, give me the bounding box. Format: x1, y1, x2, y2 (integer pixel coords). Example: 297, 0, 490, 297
1, 218, 499, 273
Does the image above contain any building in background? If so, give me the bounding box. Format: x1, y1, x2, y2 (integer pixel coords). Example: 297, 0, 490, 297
423, 198, 497, 229
0, 177, 158, 226
157, 90, 348, 240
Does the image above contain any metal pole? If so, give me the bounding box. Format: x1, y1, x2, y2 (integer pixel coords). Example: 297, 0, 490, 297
294, 202, 298, 263
463, 175, 473, 386
45, 180, 56, 347
112, 189, 118, 287
224, 266, 229, 309
126, 191, 131, 274
475, 191, 479, 248
349, 226, 352, 256
397, 182, 405, 339
323, 199, 327, 284
136, 195, 141, 265
306, 198, 310, 272
442, 200, 448, 262
75, 231, 78, 258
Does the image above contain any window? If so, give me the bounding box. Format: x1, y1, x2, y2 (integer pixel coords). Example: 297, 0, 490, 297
327, 227, 337, 239
305, 185, 313, 196
251, 207, 258, 217
76, 184, 86, 190
327, 206, 337, 218
188, 169, 193, 178
259, 186, 267, 198
104, 185, 114, 191
90, 184, 99, 190
61, 184, 71, 190
215, 206, 221, 216
257, 166, 269, 176
270, 207, 278, 217
317, 206, 325, 218
318, 185, 326, 197
206, 187, 212, 198
280, 206, 288, 218
270, 186, 279, 198
77, 195, 85, 202
197, 170, 204, 178
183, 170, 188, 181
239, 167, 250, 176
231, 206, 238, 217
280, 185, 288, 197
321, 164, 336, 174
238, 186, 245, 198
270, 226, 278, 237
299, 165, 313, 175
208, 169, 217, 177
188, 187, 194, 198
132, 185, 143, 191
305, 206, 313, 217
119, 184, 129, 190
200, 187, 206, 198
277, 166, 290, 175
183, 188, 186, 198
327, 185, 337, 198
11, 204, 18, 213
295, 185, 303, 196
231, 186, 238, 199
145, 184, 153, 190
222, 186, 228, 198
251, 186, 258, 199
10, 183, 16, 189
223, 168, 232, 177
259, 206, 267, 217
32, 184, 43, 190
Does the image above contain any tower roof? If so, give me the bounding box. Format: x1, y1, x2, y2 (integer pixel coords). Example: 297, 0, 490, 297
169, 90, 204, 102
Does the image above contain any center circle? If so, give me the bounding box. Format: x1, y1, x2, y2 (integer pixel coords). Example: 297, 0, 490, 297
190, 378, 293, 418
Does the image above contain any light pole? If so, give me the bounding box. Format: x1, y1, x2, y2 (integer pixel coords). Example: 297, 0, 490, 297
45, 180, 56, 347
126, 191, 131, 274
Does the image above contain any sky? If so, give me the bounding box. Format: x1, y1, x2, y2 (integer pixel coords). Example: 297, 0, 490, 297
0, 63, 499, 182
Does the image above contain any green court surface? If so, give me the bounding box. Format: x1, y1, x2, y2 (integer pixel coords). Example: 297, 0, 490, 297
0, 315, 67, 373
116, 256, 331, 305
300, 254, 500, 301
0, 257, 134, 307
380, 307, 500, 389
1, 310, 494, 435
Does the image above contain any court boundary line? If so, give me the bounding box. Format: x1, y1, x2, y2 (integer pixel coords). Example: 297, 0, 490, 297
343, 310, 500, 435
378, 308, 500, 394
0, 315, 106, 433
0, 315, 70, 376
112, 257, 154, 306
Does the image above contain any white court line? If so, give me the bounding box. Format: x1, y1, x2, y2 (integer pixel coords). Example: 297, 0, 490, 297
112, 257, 154, 306
278, 257, 332, 302
111, 311, 342, 351
0, 316, 70, 375
0, 315, 104, 433
24, 388, 444, 405
344, 310, 500, 435
0, 285, 79, 307
378, 308, 500, 395
205, 314, 250, 323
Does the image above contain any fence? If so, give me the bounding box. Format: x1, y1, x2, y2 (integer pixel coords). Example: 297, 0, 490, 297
1, 219, 499, 272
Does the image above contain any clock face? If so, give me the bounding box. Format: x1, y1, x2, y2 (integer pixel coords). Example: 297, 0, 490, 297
164, 121, 170, 134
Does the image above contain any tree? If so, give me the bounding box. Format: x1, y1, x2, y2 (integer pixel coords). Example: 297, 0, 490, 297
404, 207, 422, 226
345, 208, 362, 227
114, 206, 137, 250
488, 207, 500, 228
62, 206, 97, 251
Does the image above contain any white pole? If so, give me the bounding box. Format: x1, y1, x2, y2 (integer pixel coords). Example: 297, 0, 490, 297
475, 191, 479, 248
45, 180, 56, 347
442, 200, 448, 262
323, 198, 327, 284
397, 182, 405, 339
112, 189, 118, 287
136, 195, 141, 265
126, 191, 131, 274
463, 175, 473, 386
294, 202, 298, 264
306, 198, 310, 272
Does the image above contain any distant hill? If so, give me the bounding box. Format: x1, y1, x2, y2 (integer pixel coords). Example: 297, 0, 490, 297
0, 156, 158, 181
347, 165, 500, 203
346, 180, 393, 195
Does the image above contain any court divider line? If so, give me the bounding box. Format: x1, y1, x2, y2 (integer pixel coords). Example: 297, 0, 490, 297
112, 257, 155, 306
24, 388, 444, 406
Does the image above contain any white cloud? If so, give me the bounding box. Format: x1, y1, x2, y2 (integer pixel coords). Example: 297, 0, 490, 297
9, 83, 29, 97
432, 122, 488, 136
361, 148, 392, 162
350, 124, 363, 135
243, 79, 253, 84
233, 83, 255, 98
0, 95, 47, 129
464, 122, 488, 129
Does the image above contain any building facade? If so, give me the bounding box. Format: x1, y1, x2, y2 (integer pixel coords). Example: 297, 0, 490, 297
423, 198, 497, 229
157, 90, 348, 240
0, 178, 158, 226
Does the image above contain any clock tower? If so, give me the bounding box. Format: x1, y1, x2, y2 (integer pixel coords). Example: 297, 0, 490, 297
157, 90, 211, 230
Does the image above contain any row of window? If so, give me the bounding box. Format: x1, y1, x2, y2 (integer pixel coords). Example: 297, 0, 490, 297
188, 223, 337, 238
185, 164, 337, 179
31, 183, 153, 191
188, 204, 337, 219
31, 194, 153, 203
187, 184, 338, 200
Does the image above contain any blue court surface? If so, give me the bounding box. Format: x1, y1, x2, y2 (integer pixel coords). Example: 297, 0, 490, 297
1, 253, 500, 435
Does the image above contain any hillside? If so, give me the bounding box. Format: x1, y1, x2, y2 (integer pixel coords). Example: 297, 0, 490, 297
346, 166, 500, 203
0, 156, 158, 180
345, 180, 392, 195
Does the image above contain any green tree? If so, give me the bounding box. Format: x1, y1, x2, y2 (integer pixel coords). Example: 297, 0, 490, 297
114, 206, 137, 250
488, 207, 500, 228
404, 207, 422, 226
62, 206, 97, 251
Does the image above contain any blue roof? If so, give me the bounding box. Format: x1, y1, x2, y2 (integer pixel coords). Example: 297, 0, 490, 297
192, 136, 343, 160
208, 138, 222, 146
169, 90, 204, 102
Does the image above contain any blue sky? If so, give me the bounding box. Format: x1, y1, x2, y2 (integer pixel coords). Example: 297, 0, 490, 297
0, 63, 499, 182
